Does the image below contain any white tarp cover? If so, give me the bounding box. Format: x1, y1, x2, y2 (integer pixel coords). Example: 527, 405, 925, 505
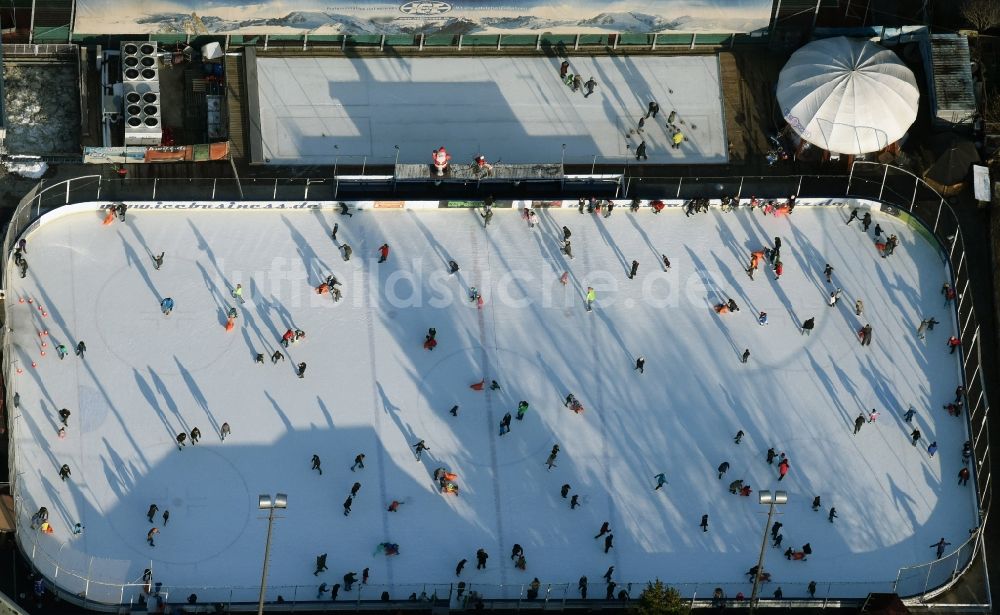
777, 37, 919, 156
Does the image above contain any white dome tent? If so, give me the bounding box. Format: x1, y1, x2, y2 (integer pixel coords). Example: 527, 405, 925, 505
776, 37, 919, 156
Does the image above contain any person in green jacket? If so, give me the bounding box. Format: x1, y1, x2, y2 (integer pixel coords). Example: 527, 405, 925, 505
516, 401, 529, 421
586, 287, 596, 311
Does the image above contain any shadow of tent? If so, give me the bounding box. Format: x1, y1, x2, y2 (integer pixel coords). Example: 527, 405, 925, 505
921, 134, 980, 197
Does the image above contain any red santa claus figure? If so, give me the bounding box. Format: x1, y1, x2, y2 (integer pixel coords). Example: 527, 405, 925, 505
432, 146, 451, 176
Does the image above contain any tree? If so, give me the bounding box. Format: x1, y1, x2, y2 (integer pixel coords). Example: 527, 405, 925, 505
961, 0, 1000, 32
635, 579, 689, 615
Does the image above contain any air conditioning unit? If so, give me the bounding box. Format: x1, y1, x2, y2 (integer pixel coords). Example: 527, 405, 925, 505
121, 42, 162, 146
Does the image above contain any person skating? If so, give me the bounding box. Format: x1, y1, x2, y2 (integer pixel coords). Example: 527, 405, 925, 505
318, 583, 329, 599
151, 252, 164, 270
331, 222, 339, 242
812, 495, 821, 511
510, 543, 523, 561
734, 430, 744, 444
545, 445, 560, 470
931, 538, 951, 559
635, 356, 645, 373
58, 408, 71, 426
579, 576, 588, 599
855, 299, 864, 316
645, 101, 660, 119
635, 141, 647, 160
160, 297, 174, 315
903, 407, 916, 423
662, 254, 671, 270
561, 483, 571, 498
147, 527, 159, 547
948, 336, 961, 354
516, 400, 529, 420
718, 461, 730, 479
561, 239, 574, 259
499, 412, 512, 435
315, 553, 328, 575
801, 317, 815, 335
413, 439, 429, 461
595, 522, 611, 539
868, 409, 879, 423
55, 343, 68, 359
342, 244, 353, 261
700, 514, 709, 532
330, 583, 341, 600
766, 447, 776, 464
770, 522, 782, 540
377, 243, 390, 263
846, 208, 859, 225
628, 260, 639, 279
653, 473, 668, 490
231, 283, 245, 304
828, 507, 838, 523
456, 558, 468, 576
584, 77, 597, 97
481, 207, 494, 227
343, 495, 353, 516
823, 263, 834, 283
75, 340, 86, 358
773, 533, 783, 548
862, 212, 872, 232
162, 510, 169, 525
190, 427, 201, 444
585, 286, 596, 311
448, 259, 459, 274
959, 467, 970, 485
572, 74, 582, 92
853, 413, 865, 435
296, 362, 307, 378
741, 348, 750, 363
351, 481, 361, 498
604, 534, 614, 553
778, 458, 790, 481
147, 504, 159, 523
476, 548, 489, 569
448, 404, 459, 417
312, 454, 323, 474
176, 432, 187, 449
560, 60, 569, 78
927, 441, 938, 457
910, 428, 921, 446
828, 288, 843, 307
343, 572, 358, 591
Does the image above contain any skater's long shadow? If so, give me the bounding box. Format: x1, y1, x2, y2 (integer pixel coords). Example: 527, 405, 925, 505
282, 215, 332, 281
624, 213, 664, 261
263, 391, 293, 432
101, 436, 138, 499
886, 473, 920, 530
861, 356, 900, 415
590, 215, 630, 274
715, 214, 749, 265
175, 356, 221, 437
188, 220, 228, 283
410, 212, 454, 270
123, 216, 154, 260
317, 396, 336, 430
805, 351, 853, 425
593, 309, 632, 364
831, 361, 863, 412
135, 368, 180, 437
377, 381, 419, 457
196, 262, 229, 314
119, 234, 161, 303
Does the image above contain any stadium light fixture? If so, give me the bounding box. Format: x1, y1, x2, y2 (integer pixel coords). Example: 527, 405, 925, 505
257, 493, 287, 615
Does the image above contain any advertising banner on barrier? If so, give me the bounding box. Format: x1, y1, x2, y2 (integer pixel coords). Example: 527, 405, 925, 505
73, 1, 773, 36
83, 143, 231, 164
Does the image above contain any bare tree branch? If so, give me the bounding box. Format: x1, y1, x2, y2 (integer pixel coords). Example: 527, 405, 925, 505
961, 0, 1000, 32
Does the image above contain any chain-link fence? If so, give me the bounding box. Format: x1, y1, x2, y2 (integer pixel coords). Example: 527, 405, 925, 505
1, 166, 989, 609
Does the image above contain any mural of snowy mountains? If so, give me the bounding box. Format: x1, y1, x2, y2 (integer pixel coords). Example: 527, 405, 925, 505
76, 1, 773, 35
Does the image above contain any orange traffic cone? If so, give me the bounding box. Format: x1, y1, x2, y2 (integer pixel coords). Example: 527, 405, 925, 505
470, 379, 485, 391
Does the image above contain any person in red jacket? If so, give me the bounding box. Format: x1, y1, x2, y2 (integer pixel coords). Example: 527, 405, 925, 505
778, 459, 790, 481
948, 336, 961, 354
378, 244, 390, 263
281, 328, 294, 348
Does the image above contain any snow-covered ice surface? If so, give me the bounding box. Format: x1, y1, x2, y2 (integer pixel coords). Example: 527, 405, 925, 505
256, 56, 727, 166
7, 203, 976, 605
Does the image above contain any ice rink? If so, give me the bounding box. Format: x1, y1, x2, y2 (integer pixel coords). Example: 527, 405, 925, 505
7, 201, 976, 606
255, 56, 728, 166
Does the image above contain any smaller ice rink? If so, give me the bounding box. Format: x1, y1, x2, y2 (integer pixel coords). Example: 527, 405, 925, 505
255, 56, 728, 166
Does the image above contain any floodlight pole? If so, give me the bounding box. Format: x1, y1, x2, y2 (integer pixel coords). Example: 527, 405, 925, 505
750, 490, 786, 614
257, 493, 287, 615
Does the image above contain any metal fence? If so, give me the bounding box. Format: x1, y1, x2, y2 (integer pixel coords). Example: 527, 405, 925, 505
0, 165, 990, 609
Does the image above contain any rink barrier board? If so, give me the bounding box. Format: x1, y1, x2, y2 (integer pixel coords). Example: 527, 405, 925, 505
0, 177, 990, 610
